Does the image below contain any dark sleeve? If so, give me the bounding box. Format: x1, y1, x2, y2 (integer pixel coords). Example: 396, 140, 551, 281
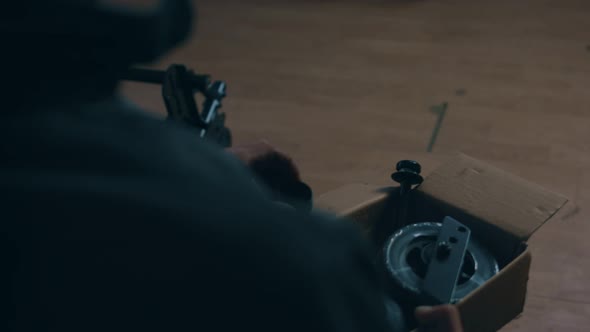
184, 205, 395, 332
144, 124, 399, 331
175, 134, 396, 330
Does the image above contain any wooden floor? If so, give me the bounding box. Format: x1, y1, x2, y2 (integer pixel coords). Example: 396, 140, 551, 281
123, 0, 590, 330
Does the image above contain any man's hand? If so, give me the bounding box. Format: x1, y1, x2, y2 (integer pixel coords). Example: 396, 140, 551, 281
226, 140, 300, 184
227, 141, 312, 210
415, 305, 463, 332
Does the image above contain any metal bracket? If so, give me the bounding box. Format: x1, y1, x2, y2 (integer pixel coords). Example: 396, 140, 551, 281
122, 65, 231, 147
420, 216, 471, 305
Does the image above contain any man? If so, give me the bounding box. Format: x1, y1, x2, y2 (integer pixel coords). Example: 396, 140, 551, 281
1, 1, 462, 331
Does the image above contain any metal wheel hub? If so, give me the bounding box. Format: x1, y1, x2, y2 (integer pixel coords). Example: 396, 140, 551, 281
383, 222, 499, 303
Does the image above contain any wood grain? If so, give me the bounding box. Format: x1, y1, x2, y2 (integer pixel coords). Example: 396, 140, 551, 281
122, 0, 590, 330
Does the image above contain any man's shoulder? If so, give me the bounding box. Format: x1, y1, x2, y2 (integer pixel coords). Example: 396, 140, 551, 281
3, 96, 374, 262
1, 98, 392, 331
20, 96, 255, 188
4, 97, 364, 237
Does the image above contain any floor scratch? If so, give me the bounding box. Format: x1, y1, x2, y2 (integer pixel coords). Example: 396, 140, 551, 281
561, 181, 581, 221
427, 102, 448, 153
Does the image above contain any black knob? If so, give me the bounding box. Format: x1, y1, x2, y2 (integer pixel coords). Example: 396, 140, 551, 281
391, 160, 424, 186
396, 160, 421, 174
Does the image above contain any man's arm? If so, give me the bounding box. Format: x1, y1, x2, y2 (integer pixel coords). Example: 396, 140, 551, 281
225, 141, 463, 332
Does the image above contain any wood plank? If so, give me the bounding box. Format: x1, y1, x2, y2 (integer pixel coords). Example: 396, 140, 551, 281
504, 296, 590, 332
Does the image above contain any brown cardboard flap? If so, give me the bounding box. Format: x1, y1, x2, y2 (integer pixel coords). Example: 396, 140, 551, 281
315, 183, 388, 216
314, 183, 392, 232
417, 154, 568, 241
458, 249, 532, 332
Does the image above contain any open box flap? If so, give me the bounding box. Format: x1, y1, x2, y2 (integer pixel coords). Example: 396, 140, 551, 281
315, 183, 387, 216
417, 153, 568, 241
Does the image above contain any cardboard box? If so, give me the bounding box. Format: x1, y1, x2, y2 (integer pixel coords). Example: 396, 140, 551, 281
315, 154, 568, 332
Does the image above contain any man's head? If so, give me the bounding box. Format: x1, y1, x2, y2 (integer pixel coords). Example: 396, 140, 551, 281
3, 0, 194, 70
2, 0, 195, 107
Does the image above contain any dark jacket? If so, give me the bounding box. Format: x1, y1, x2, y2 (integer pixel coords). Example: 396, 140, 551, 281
1, 96, 393, 331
